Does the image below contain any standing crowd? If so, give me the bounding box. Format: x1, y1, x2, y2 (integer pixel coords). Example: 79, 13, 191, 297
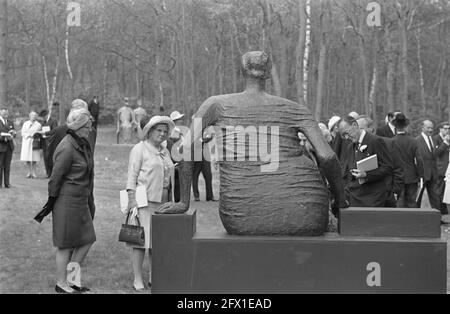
3, 97, 449, 294
303, 111, 450, 224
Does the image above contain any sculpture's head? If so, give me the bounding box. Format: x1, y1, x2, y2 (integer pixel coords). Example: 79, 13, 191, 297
241, 51, 272, 80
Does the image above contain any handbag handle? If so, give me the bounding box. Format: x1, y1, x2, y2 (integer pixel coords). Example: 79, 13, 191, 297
125, 210, 141, 226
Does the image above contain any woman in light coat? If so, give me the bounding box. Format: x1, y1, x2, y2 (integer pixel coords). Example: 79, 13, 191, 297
125, 115, 175, 292
443, 151, 450, 208
20, 111, 42, 178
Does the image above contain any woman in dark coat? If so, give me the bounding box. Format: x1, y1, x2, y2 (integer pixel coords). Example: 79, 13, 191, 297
48, 104, 96, 294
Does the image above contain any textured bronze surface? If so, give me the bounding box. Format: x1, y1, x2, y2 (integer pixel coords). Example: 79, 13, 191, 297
157, 51, 346, 236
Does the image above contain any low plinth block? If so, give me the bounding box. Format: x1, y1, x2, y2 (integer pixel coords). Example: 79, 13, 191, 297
152, 210, 447, 294
339, 207, 441, 238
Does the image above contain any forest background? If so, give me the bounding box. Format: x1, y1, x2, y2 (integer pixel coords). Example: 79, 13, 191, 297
0, 0, 449, 134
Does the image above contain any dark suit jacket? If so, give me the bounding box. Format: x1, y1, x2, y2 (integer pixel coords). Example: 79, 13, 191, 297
393, 133, 423, 184
88, 100, 100, 130
0, 118, 15, 152
382, 137, 404, 195
415, 134, 438, 182
433, 134, 449, 177
345, 132, 393, 207
332, 135, 352, 178
43, 116, 58, 132
376, 124, 395, 138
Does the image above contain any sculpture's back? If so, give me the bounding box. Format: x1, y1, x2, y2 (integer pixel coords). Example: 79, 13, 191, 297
207, 52, 330, 236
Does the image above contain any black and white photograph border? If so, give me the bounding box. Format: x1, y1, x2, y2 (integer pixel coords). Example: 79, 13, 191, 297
0, 0, 449, 295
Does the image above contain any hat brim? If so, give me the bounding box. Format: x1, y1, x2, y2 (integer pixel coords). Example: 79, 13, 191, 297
172, 114, 185, 121
142, 117, 175, 137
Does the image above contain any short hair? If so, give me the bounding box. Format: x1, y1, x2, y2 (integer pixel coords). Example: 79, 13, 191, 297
387, 112, 395, 119
421, 119, 434, 127
40, 109, 49, 117
357, 115, 373, 125
0, 107, 7, 111
339, 116, 358, 127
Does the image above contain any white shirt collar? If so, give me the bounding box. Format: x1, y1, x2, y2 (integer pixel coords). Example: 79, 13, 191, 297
388, 122, 396, 135
0, 116, 5, 124
421, 132, 433, 150
358, 130, 367, 145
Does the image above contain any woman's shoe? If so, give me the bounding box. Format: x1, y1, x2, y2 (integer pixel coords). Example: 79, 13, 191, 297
26, 173, 31, 178
31, 174, 37, 179
70, 285, 90, 292
55, 285, 80, 294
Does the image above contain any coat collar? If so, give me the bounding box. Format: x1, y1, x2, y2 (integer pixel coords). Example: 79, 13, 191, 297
66, 133, 82, 151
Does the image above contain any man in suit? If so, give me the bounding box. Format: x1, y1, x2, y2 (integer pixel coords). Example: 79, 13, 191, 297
391, 113, 424, 208
415, 120, 442, 216
338, 116, 393, 207
88, 96, 100, 131
88, 96, 100, 146
168, 111, 186, 202
39, 110, 59, 177
433, 122, 450, 216
376, 112, 396, 138
0, 108, 16, 188
358, 115, 403, 207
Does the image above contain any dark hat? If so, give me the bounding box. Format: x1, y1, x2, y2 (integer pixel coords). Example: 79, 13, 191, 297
392, 112, 409, 129
438, 122, 450, 129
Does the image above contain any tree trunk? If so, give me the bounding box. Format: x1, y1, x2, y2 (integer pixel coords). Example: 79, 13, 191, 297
25, 47, 32, 108
385, 25, 395, 112
399, 18, 409, 114
42, 56, 50, 111
358, 36, 370, 115
303, 0, 311, 106
314, 3, 328, 121
229, 13, 237, 93
296, 0, 306, 106
102, 57, 108, 104
415, 27, 426, 116
259, 0, 281, 96
369, 32, 379, 125
65, 24, 73, 81
190, 12, 197, 110
0, 0, 7, 107
181, 1, 187, 112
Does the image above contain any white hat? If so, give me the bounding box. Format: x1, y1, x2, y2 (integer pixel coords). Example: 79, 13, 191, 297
170, 111, 185, 122
142, 116, 175, 137
349, 111, 359, 119
328, 116, 341, 130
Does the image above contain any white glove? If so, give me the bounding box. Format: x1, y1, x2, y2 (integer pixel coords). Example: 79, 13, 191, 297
129, 207, 139, 223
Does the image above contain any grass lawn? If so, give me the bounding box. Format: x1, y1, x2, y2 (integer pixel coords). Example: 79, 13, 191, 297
1, 126, 449, 294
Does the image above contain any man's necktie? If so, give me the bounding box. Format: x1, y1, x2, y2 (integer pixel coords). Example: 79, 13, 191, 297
428, 136, 434, 153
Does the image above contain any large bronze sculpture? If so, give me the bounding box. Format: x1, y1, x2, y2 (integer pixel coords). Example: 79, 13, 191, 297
157, 51, 347, 236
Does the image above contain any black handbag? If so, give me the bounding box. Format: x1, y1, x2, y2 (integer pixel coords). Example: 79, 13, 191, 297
118, 211, 145, 246
32, 138, 41, 150
32, 133, 42, 150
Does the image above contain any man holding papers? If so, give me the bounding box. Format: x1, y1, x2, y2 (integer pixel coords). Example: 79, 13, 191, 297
0, 108, 16, 188
338, 116, 393, 207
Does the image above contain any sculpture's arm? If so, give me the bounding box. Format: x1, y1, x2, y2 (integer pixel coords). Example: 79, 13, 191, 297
296, 118, 348, 210
157, 98, 221, 214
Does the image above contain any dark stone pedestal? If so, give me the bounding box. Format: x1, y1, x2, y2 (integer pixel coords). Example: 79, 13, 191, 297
339, 207, 441, 238
152, 208, 447, 294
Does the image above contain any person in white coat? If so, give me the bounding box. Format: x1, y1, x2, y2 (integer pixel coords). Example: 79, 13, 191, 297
442, 151, 450, 221
20, 111, 42, 178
